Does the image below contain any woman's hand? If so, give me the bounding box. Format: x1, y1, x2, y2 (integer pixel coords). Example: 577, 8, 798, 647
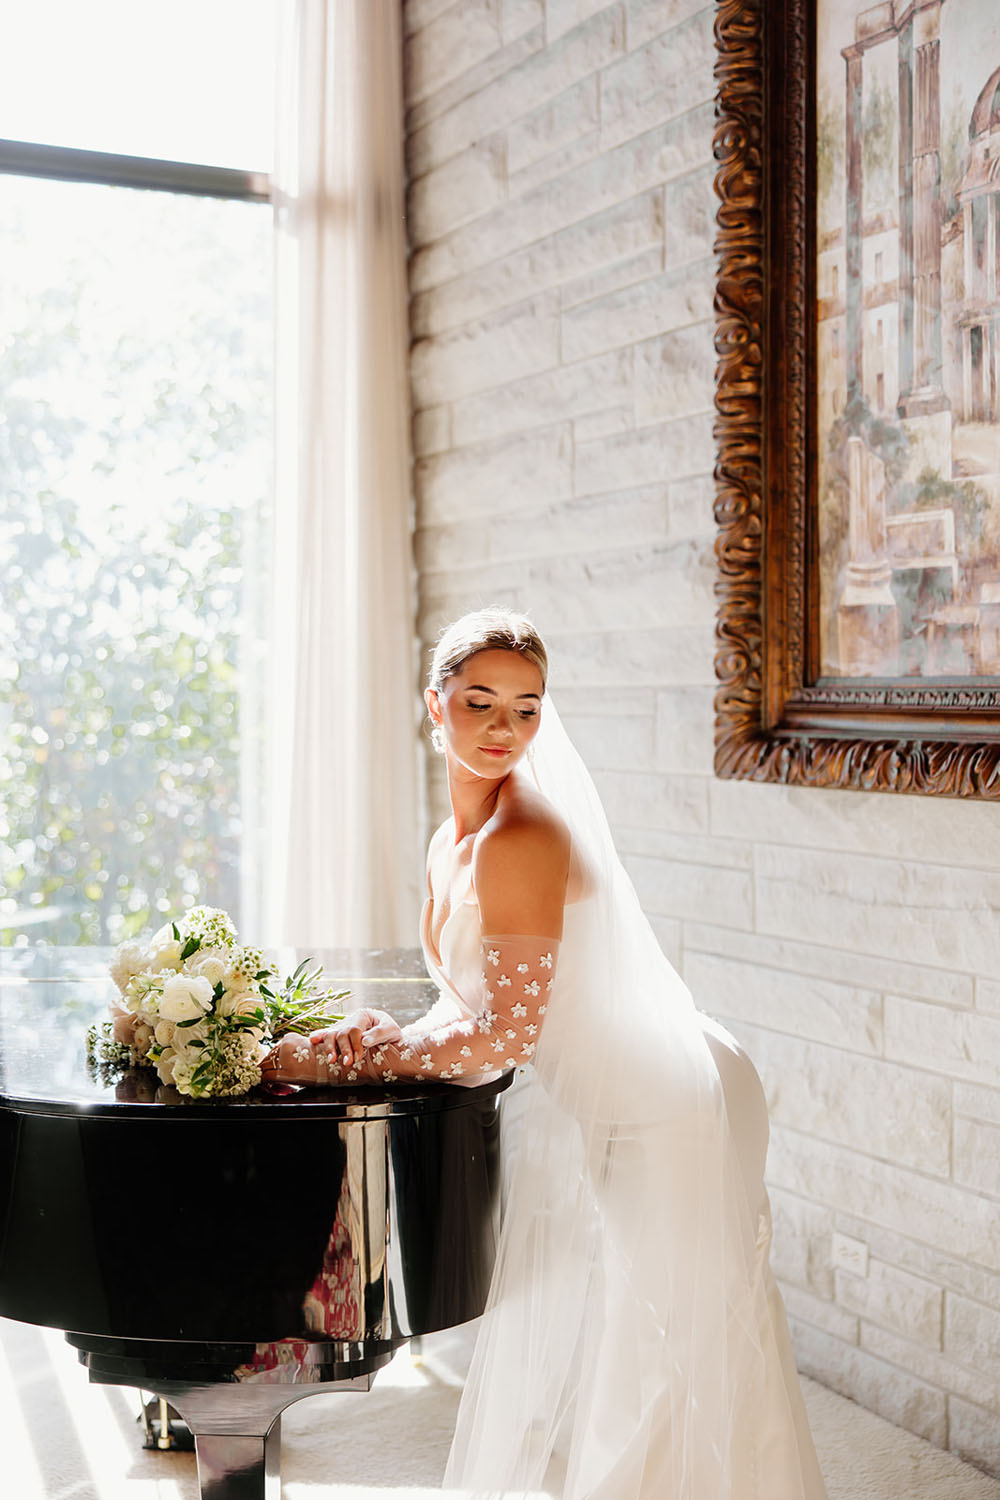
311, 1008, 404, 1069
260, 1009, 403, 1085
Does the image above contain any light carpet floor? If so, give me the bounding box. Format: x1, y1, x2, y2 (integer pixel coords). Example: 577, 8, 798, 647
3, 1314, 999, 1499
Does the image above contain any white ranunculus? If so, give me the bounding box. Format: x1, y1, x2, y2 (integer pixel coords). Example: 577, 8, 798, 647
153, 1018, 177, 1047
154, 1047, 177, 1084
149, 939, 184, 972
159, 974, 213, 1022
216, 990, 262, 1018
109, 942, 149, 995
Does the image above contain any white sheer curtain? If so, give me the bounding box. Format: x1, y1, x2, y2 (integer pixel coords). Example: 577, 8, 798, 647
259, 0, 421, 948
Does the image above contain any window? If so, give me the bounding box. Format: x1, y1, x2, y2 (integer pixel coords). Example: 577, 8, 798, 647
0, 4, 276, 946
874, 250, 884, 282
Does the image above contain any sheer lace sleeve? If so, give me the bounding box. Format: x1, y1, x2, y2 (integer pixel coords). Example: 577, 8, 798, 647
275, 937, 560, 1086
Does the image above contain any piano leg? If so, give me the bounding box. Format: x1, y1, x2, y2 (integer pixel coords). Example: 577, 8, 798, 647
135, 1374, 376, 1500
68, 1334, 397, 1499
193, 1425, 282, 1500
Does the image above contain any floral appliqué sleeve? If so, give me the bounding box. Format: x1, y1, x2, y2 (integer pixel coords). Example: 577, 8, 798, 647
276, 937, 559, 1086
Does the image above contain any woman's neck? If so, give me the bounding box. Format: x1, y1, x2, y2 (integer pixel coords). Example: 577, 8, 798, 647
447, 765, 509, 843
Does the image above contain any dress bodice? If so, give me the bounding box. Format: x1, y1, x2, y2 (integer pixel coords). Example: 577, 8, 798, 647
420, 862, 485, 1019
416, 859, 499, 1085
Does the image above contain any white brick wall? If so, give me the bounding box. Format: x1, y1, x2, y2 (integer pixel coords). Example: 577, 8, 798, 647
403, 0, 1000, 1470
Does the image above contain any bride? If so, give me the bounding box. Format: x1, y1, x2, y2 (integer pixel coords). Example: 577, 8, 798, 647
263, 607, 827, 1500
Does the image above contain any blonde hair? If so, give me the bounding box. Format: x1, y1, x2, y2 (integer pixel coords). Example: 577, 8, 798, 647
428, 607, 549, 694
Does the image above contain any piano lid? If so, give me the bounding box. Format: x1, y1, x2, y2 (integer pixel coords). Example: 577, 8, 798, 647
0, 946, 484, 1121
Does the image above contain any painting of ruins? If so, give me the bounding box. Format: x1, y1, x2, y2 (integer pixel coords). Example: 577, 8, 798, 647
817, 0, 1000, 679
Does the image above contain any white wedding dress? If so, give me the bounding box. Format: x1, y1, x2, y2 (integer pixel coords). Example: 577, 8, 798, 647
429, 706, 827, 1500
288, 702, 828, 1498
429, 895, 827, 1500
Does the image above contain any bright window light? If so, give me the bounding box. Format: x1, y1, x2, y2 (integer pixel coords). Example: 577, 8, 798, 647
0, 0, 276, 170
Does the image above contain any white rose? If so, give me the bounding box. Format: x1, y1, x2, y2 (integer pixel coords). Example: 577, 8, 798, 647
189, 955, 226, 987
172, 1022, 209, 1055
153, 1018, 177, 1047
154, 1047, 177, 1084
216, 990, 262, 1018
109, 942, 148, 995
149, 939, 184, 972
159, 974, 213, 1022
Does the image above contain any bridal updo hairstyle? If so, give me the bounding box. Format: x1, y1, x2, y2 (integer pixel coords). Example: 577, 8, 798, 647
428, 607, 549, 696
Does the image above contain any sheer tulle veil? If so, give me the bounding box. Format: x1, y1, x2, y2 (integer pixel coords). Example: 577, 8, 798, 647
443, 695, 767, 1500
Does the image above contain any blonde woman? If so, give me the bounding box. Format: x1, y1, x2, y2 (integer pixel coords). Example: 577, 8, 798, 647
264, 608, 827, 1500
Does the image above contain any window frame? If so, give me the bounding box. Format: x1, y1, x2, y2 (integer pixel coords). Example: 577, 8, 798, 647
0, 136, 270, 202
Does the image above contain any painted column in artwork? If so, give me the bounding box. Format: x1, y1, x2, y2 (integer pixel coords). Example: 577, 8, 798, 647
897, 0, 949, 416
897, 18, 914, 403
837, 436, 900, 675
843, 43, 865, 407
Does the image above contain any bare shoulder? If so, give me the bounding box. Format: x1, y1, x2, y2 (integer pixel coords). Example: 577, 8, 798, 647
472, 776, 570, 937
479, 777, 569, 865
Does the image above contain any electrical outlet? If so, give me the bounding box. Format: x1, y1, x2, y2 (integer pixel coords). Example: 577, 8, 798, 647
832, 1230, 869, 1277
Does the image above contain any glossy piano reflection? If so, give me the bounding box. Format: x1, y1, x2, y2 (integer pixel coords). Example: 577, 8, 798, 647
0, 948, 511, 1499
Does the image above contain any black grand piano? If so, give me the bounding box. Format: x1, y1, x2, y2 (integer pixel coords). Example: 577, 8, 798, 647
0, 947, 510, 1499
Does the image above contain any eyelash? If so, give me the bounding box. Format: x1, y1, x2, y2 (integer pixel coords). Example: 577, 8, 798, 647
467, 702, 537, 719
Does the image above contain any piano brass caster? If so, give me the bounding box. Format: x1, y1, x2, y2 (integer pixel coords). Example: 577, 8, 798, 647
139, 1392, 194, 1452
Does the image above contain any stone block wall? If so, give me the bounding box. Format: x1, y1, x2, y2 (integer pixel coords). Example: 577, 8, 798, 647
402, 0, 1000, 1472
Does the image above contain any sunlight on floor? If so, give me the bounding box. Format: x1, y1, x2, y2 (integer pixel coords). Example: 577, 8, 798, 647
4, 1316, 1000, 1500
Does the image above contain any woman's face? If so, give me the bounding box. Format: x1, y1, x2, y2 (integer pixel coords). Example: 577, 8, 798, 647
427, 648, 544, 779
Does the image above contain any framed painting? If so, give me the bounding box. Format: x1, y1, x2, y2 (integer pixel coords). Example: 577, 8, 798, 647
713, 0, 1000, 796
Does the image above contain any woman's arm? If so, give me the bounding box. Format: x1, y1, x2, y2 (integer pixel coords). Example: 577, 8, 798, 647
264, 815, 570, 1086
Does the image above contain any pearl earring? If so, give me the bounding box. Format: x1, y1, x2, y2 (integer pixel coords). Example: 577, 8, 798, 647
431, 724, 446, 754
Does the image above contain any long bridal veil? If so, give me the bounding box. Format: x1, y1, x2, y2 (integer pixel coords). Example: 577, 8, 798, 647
444, 697, 768, 1500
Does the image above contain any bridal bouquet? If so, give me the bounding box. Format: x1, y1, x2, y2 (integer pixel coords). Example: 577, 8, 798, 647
88, 905, 348, 1099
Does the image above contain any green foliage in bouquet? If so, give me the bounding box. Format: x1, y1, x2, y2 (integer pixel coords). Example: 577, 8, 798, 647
87, 905, 348, 1098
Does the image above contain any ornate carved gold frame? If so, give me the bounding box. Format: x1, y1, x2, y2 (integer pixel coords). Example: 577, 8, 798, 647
712, 0, 1000, 798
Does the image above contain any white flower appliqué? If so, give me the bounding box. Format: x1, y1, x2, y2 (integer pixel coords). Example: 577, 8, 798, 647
486, 948, 500, 966
511, 1001, 528, 1018
539, 952, 552, 969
